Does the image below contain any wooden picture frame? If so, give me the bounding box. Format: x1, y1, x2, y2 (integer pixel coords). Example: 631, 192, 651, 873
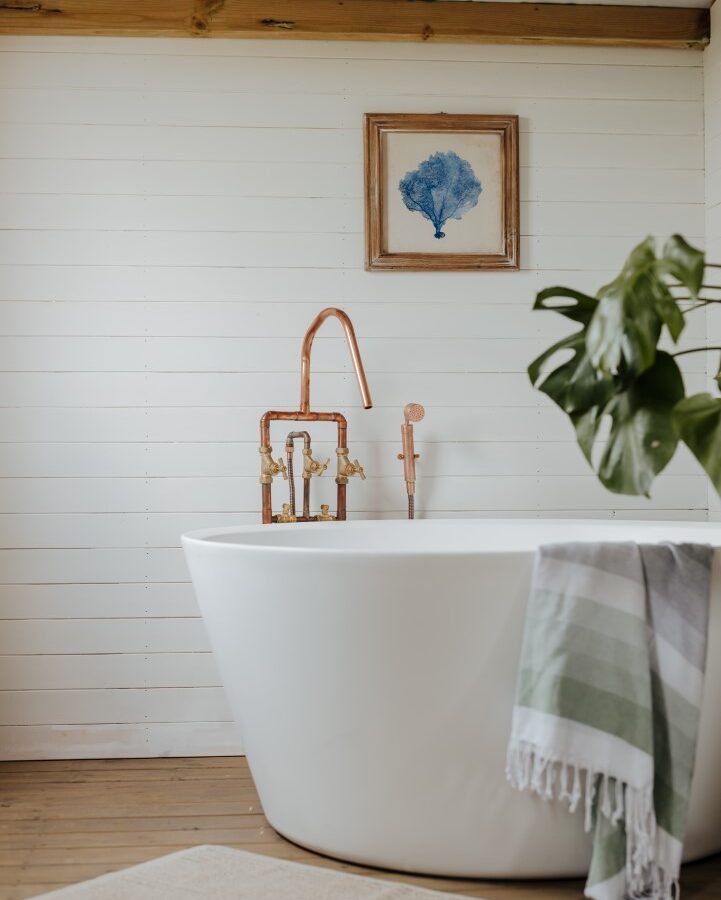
364, 113, 519, 271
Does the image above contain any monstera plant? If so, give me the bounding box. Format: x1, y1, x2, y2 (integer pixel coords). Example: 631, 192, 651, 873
530, 235, 721, 497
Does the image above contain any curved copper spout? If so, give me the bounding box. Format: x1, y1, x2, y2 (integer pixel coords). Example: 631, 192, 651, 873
300, 307, 372, 413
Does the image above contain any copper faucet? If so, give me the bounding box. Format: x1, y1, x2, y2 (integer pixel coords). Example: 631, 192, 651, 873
300, 307, 372, 414
259, 308, 372, 524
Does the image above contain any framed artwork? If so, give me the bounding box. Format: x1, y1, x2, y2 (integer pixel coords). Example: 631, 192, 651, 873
364, 113, 519, 271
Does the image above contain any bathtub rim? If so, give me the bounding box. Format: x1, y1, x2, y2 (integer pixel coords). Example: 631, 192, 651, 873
181, 517, 721, 557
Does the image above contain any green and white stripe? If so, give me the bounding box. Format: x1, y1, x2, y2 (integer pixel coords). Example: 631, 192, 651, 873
507, 542, 712, 900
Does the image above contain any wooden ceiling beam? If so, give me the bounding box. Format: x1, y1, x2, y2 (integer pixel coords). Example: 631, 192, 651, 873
0, 0, 709, 50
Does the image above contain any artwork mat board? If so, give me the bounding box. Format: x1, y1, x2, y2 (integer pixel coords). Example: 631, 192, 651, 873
364, 113, 519, 271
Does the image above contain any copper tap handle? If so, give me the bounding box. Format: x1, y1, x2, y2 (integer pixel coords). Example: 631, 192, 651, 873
312, 458, 330, 475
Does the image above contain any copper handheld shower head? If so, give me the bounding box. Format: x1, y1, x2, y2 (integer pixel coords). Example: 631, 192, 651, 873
404, 403, 425, 425
400, 403, 424, 519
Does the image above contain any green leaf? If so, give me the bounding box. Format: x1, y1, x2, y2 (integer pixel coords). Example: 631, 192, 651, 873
661, 234, 705, 300
673, 393, 721, 496
529, 235, 705, 501
644, 273, 685, 343
597, 352, 684, 497
572, 407, 605, 466
528, 331, 615, 416
588, 288, 662, 376
587, 237, 663, 375
586, 236, 686, 374
533, 287, 598, 325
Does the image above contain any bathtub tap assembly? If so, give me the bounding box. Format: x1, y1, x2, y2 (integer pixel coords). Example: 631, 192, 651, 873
259, 307, 372, 524
398, 403, 424, 519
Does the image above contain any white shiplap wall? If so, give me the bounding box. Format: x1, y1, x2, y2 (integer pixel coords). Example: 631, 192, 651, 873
706, 3, 721, 521
0, 36, 708, 759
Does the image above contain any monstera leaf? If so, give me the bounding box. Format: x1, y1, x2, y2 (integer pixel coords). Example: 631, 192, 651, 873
528, 235, 720, 499
533, 286, 599, 325
529, 288, 615, 415
673, 394, 721, 493
529, 331, 616, 418
586, 238, 683, 376
529, 289, 618, 471
661, 234, 705, 300
597, 353, 684, 496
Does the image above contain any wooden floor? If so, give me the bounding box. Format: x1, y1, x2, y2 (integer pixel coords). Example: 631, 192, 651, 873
0, 758, 719, 900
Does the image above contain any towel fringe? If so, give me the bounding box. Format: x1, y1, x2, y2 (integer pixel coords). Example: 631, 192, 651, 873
506, 741, 676, 899
506, 741, 602, 834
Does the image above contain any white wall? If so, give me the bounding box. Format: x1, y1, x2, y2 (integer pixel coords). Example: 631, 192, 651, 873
705, 1, 721, 520
0, 36, 707, 759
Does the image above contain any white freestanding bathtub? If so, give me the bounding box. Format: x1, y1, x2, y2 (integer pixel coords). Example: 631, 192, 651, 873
182, 519, 721, 878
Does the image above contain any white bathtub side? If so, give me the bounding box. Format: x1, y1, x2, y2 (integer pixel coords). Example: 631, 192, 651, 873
182, 528, 721, 879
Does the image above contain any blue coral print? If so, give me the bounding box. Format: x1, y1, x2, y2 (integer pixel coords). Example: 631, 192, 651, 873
399, 150, 482, 239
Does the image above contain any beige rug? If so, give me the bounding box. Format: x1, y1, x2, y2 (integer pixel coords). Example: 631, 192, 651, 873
34, 844, 481, 898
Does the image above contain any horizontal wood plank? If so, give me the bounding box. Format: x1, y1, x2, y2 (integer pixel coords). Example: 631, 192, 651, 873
0, 441, 705, 480
0, 88, 704, 133
0, 474, 709, 518
0, 370, 709, 409
0, 653, 219, 690
0, 0, 710, 49
0, 723, 243, 760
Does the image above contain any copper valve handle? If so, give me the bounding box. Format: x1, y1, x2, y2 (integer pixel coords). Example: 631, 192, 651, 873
349, 460, 366, 480
317, 503, 335, 521
277, 502, 297, 523
259, 446, 288, 484
302, 448, 330, 479
336, 448, 365, 483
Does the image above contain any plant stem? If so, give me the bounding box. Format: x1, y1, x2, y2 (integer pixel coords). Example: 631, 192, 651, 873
678, 300, 721, 313
672, 346, 721, 357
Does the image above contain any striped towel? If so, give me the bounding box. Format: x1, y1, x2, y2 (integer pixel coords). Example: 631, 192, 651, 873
506, 542, 713, 900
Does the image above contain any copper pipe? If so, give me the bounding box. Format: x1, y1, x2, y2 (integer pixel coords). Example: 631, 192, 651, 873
261, 483, 272, 524
259, 411, 347, 524
300, 308, 372, 414
261, 410, 346, 447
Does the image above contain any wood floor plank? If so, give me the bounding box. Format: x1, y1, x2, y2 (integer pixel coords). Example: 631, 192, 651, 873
0, 767, 249, 782
0, 770, 253, 785
0, 814, 267, 836
0, 782, 260, 802
0, 757, 717, 900
0, 827, 276, 851
0, 758, 243, 773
